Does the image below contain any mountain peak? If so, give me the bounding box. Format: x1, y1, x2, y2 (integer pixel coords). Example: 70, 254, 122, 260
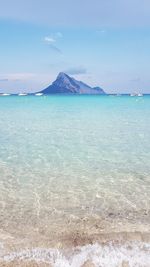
39, 72, 106, 94
57, 72, 68, 79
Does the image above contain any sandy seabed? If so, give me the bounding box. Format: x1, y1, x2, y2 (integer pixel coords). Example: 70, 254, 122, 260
0, 229, 150, 267
0, 210, 150, 266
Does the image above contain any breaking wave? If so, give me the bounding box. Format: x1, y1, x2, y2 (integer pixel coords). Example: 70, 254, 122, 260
0, 241, 150, 267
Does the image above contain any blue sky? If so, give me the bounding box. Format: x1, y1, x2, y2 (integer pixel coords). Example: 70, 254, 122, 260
0, 0, 150, 93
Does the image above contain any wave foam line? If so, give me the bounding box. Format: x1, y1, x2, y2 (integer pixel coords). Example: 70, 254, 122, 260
0, 242, 150, 267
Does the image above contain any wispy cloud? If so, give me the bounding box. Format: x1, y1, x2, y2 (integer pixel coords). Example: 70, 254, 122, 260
0, 73, 36, 82
130, 77, 141, 82
96, 29, 106, 34
44, 36, 56, 44
64, 66, 87, 75
0, 78, 9, 82
44, 32, 63, 54
48, 44, 62, 54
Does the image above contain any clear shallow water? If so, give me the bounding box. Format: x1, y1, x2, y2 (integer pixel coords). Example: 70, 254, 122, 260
0, 95, 150, 266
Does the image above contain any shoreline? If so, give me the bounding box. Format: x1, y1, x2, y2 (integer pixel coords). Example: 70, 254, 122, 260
0, 230, 150, 267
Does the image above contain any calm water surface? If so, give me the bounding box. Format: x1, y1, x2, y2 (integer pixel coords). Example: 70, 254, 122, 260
0, 95, 150, 266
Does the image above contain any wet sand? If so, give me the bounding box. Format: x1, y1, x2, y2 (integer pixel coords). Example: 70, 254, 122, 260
0, 228, 150, 267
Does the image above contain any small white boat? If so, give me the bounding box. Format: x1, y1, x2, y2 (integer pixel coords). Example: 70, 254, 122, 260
137, 93, 143, 97
130, 92, 143, 97
1, 93, 10, 96
18, 93, 28, 96
35, 93, 43, 96
130, 93, 136, 97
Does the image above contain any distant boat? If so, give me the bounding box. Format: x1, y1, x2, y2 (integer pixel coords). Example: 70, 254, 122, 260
35, 93, 43, 96
1, 93, 10, 96
18, 93, 28, 96
137, 93, 143, 97
130, 93, 136, 97
130, 92, 143, 97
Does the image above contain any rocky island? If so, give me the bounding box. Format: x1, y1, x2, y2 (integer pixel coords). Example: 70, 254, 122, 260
38, 72, 106, 94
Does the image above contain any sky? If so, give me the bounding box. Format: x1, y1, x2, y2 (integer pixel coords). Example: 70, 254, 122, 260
0, 0, 150, 93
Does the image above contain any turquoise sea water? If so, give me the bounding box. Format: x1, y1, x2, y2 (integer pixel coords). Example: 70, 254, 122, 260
0, 95, 150, 266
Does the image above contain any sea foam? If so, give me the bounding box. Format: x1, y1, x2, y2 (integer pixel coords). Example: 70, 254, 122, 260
0, 242, 150, 267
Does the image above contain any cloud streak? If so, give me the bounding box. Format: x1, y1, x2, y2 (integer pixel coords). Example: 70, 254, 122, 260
0, 79, 9, 82
64, 66, 87, 75
44, 36, 56, 44
0, 73, 36, 82
48, 44, 62, 54
130, 77, 141, 83
44, 32, 62, 54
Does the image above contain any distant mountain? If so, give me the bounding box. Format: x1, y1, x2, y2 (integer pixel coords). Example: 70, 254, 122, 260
39, 72, 106, 94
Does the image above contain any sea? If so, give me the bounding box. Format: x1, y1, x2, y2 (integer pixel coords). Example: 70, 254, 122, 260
0, 95, 150, 267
